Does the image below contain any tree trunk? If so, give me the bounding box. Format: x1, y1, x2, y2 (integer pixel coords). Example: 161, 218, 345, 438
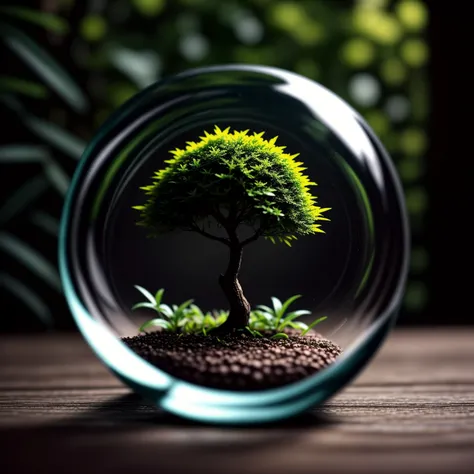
217, 244, 251, 331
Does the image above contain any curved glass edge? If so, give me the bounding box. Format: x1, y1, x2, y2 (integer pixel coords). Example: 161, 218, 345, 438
58, 63, 410, 425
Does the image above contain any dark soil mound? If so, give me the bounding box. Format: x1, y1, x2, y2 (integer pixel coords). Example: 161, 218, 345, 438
122, 330, 342, 391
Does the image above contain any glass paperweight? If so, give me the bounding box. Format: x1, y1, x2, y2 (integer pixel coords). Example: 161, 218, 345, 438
59, 64, 409, 424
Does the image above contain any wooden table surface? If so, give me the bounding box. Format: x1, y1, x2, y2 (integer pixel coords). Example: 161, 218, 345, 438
1, 328, 473, 474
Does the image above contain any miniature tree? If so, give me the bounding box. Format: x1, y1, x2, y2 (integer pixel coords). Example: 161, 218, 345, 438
133, 126, 330, 332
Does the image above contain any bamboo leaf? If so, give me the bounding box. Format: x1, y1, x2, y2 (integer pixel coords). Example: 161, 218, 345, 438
1, 96, 86, 159
30, 211, 59, 236
0, 7, 69, 34
0, 76, 48, 98
43, 158, 70, 196
0, 273, 53, 327
29, 118, 85, 159
0, 144, 49, 163
0, 175, 48, 225
108, 46, 160, 89
0, 23, 88, 112
0, 232, 61, 291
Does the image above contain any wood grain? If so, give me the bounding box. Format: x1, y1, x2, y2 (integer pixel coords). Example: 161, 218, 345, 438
1, 328, 473, 474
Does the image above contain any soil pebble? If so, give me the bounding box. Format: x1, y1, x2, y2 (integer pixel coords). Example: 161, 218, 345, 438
122, 330, 342, 391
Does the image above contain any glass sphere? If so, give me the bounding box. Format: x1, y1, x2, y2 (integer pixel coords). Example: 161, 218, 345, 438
59, 64, 409, 424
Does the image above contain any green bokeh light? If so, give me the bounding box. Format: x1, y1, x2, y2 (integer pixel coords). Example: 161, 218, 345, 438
364, 110, 389, 136
410, 247, 429, 273
80, 15, 107, 42
353, 8, 402, 45
380, 58, 407, 85
132, 0, 166, 16
269, 2, 325, 45
398, 157, 424, 182
341, 38, 375, 68
404, 280, 428, 312
405, 186, 428, 215
395, 0, 428, 31
401, 39, 429, 67
295, 59, 320, 80
400, 128, 428, 156
108, 83, 139, 107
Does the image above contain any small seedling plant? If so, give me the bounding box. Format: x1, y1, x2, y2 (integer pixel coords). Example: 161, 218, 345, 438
133, 126, 330, 332
133, 286, 327, 338
134, 286, 228, 335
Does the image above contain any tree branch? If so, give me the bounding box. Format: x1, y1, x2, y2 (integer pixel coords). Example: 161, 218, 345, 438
241, 230, 261, 246
191, 225, 231, 246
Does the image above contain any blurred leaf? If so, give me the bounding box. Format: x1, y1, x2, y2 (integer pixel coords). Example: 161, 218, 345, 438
0, 273, 53, 327
0, 176, 48, 225
43, 158, 70, 195
1, 96, 85, 159
27, 118, 85, 159
108, 46, 160, 88
0, 22, 88, 113
0, 7, 69, 34
0, 144, 49, 163
0, 232, 61, 291
30, 211, 59, 236
0, 76, 48, 98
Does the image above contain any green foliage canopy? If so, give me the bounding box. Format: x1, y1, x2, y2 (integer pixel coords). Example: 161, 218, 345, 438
134, 126, 330, 246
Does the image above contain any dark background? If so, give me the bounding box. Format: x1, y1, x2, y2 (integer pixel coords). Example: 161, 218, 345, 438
0, 0, 471, 331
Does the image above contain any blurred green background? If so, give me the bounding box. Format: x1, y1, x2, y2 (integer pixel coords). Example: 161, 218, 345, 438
0, 0, 433, 331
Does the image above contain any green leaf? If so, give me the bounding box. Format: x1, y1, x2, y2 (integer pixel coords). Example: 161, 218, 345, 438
0, 7, 69, 34
1, 97, 86, 159
0, 76, 48, 98
176, 299, 194, 314
0, 273, 53, 327
131, 302, 157, 311
256, 305, 274, 314
133, 285, 156, 305
280, 294, 302, 316
301, 316, 328, 336
30, 211, 59, 236
271, 296, 283, 316
25, 116, 85, 159
138, 318, 171, 332
0, 144, 49, 163
286, 321, 309, 331
154, 288, 165, 306
158, 304, 173, 317
43, 158, 70, 196
278, 309, 311, 329
271, 333, 289, 340
0, 175, 48, 225
108, 46, 159, 89
0, 23, 87, 112
0, 232, 61, 291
